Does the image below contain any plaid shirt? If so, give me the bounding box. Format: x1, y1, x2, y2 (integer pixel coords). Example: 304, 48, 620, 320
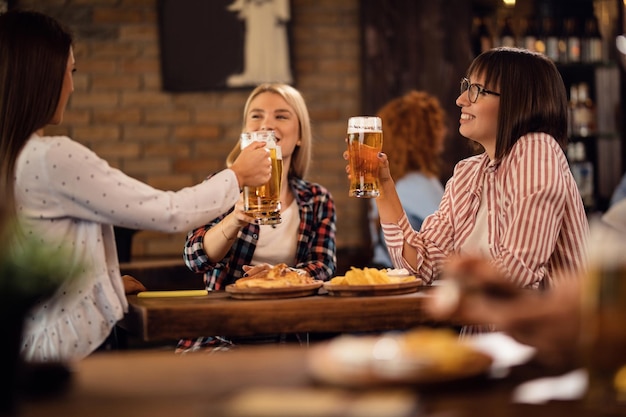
183, 176, 336, 290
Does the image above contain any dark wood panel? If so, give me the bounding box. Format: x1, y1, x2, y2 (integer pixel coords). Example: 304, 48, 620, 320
360, 0, 477, 181
121, 290, 431, 341
119, 259, 204, 291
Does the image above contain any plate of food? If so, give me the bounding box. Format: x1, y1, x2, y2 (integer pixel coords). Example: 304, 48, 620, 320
225, 263, 323, 300
324, 267, 423, 296
307, 327, 493, 387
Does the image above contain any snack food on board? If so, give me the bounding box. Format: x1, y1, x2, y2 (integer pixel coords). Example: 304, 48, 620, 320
329, 267, 414, 286
234, 263, 317, 289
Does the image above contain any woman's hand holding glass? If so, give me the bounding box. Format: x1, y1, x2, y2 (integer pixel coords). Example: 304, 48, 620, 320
219, 197, 258, 242
232, 197, 259, 226
343, 145, 393, 190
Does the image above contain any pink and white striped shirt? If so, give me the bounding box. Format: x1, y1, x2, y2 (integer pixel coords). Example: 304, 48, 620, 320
382, 132, 589, 289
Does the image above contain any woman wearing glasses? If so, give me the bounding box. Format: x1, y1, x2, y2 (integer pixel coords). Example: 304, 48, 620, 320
347, 47, 589, 328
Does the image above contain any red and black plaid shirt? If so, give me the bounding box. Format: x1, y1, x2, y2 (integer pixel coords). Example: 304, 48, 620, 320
183, 176, 336, 290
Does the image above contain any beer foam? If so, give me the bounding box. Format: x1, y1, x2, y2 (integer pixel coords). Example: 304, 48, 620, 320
347, 127, 383, 134
347, 116, 382, 134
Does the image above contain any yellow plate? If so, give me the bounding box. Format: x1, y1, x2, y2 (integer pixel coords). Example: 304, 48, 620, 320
137, 289, 208, 298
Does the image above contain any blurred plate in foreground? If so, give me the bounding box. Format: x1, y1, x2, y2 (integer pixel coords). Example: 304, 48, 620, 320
307, 328, 492, 387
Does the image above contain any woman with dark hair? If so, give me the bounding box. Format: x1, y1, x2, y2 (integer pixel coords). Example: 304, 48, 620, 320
348, 48, 589, 330
0, 10, 272, 362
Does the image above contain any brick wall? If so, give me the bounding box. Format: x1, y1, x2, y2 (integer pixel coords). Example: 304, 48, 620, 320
21, 0, 370, 260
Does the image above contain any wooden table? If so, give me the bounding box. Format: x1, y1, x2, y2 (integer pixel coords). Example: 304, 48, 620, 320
120, 290, 432, 342
18, 345, 600, 417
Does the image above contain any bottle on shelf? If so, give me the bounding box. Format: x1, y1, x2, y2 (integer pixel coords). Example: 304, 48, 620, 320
472, 16, 494, 56
520, 17, 538, 53
568, 84, 579, 138
567, 141, 595, 210
581, 16, 603, 63
557, 19, 569, 63
574, 82, 596, 137
565, 17, 581, 63
498, 17, 516, 48
541, 16, 559, 61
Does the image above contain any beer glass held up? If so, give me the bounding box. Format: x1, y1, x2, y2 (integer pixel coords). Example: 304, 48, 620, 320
347, 116, 383, 198
240, 131, 283, 225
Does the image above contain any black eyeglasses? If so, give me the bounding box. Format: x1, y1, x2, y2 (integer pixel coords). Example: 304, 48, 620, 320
460, 78, 500, 103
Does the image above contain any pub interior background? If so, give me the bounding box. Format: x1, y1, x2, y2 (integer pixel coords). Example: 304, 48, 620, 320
11, 0, 626, 271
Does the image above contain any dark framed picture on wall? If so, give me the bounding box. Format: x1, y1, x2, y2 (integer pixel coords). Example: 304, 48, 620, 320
157, 0, 294, 92
0, 0, 17, 13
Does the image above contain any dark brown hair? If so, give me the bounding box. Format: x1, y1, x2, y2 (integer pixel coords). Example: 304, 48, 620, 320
467, 47, 568, 160
377, 90, 446, 180
0, 10, 72, 219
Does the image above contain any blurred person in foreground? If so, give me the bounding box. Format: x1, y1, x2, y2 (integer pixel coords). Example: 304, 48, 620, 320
0, 10, 272, 363
368, 90, 446, 269
346, 48, 589, 334
426, 200, 626, 370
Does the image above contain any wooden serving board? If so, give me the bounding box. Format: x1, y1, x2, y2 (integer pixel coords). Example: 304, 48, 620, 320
323, 279, 423, 297
225, 282, 323, 300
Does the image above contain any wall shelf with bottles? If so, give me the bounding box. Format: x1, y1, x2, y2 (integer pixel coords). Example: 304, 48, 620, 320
471, 0, 623, 212
560, 58, 621, 212
471, 14, 606, 65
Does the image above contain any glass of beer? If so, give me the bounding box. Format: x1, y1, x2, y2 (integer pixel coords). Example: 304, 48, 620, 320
347, 116, 383, 198
240, 131, 283, 225
580, 220, 626, 414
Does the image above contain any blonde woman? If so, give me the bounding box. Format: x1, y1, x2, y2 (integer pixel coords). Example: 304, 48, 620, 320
180, 83, 336, 351
183, 83, 336, 290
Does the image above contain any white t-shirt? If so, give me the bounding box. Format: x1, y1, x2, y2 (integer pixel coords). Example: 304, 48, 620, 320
459, 175, 490, 257
253, 199, 299, 265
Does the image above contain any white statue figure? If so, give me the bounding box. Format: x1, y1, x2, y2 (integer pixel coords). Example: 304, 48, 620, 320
226, 0, 293, 87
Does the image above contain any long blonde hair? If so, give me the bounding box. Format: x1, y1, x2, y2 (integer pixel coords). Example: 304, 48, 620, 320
226, 83, 312, 179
